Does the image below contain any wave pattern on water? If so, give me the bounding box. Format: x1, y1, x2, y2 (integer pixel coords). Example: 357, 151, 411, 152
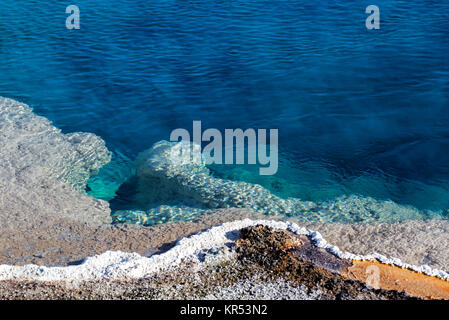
0, 1, 448, 216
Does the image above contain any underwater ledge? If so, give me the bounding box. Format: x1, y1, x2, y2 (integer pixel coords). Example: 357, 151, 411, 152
1, 96, 449, 299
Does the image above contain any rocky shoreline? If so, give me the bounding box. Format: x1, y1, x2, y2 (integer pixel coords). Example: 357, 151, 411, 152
3, 223, 448, 300
1, 220, 449, 300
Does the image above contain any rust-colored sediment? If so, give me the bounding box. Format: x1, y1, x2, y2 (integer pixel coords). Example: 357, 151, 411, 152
345, 260, 449, 300
238, 225, 449, 300
237, 225, 412, 300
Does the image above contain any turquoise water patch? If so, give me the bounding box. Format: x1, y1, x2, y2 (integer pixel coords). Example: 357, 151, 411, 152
87, 151, 134, 201
209, 157, 449, 213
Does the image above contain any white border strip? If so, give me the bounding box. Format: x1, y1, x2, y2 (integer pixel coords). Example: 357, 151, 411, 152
0, 219, 447, 282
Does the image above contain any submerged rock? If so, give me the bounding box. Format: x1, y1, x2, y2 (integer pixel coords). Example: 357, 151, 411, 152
124, 140, 308, 219
117, 140, 438, 225
0, 97, 112, 225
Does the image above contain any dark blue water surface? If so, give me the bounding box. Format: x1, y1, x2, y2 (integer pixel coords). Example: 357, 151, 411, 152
1, 1, 449, 213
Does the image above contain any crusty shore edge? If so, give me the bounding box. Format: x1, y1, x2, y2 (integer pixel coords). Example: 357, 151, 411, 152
0, 219, 447, 283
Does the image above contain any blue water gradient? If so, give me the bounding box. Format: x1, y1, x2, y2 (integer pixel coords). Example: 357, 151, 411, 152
1, 1, 449, 217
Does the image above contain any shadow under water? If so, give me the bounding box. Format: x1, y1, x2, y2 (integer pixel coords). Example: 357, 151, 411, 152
88, 141, 449, 226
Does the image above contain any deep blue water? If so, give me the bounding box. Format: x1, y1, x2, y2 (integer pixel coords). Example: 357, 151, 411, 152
1, 1, 449, 215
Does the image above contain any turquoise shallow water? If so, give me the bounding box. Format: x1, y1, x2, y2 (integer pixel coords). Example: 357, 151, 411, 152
1, 1, 449, 224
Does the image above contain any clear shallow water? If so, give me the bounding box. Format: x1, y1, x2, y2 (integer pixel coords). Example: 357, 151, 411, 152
1, 1, 449, 222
